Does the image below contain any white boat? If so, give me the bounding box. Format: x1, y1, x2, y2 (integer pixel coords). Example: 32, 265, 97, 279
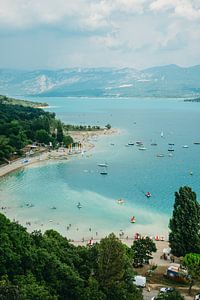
138, 147, 147, 150
77, 202, 82, 209
157, 154, 164, 157
182, 145, 189, 148
98, 163, 108, 167
116, 199, 125, 204
128, 142, 134, 146
161, 131, 164, 138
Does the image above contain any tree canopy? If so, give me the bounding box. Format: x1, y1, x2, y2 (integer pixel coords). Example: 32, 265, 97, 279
169, 186, 200, 257
131, 237, 157, 267
0, 100, 72, 163
0, 215, 143, 300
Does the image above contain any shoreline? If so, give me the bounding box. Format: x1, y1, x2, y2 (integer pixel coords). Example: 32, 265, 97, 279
0, 128, 119, 178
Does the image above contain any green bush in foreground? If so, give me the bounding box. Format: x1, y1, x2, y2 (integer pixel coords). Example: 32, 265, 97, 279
0, 214, 143, 300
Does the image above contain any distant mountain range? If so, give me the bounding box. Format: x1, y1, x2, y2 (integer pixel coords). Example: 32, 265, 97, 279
0, 64, 200, 98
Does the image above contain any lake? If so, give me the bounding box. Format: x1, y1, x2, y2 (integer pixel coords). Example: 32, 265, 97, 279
0, 97, 200, 241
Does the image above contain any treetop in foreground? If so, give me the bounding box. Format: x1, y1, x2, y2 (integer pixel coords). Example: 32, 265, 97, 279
169, 186, 200, 257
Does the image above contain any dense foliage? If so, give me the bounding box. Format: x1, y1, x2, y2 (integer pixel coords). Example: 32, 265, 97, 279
183, 253, 200, 294
156, 289, 184, 299
0, 101, 72, 163
0, 214, 143, 300
131, 237, 157, 267
169, 186, 200, 257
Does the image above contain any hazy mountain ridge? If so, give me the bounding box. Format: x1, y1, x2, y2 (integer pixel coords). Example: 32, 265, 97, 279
0, 65, 200, 98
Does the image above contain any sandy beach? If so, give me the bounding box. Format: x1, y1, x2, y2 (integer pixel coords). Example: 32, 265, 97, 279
0, 128, 118, 178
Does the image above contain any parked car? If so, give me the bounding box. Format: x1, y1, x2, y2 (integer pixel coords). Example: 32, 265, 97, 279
160, 287, 175, 293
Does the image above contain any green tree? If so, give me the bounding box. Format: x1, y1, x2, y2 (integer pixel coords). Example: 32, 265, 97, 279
183, 253, 200, 295
95, 233, 143, 300
105, 123, 111, 130
35, 129, 50, 144
0, 136, 14, 161
63, 135, 73, 147
131, 237, 157, 267
156, 289, 184, 299
169, 186, 200, 257
56, 121, 64, 143
0, 276, 20, 300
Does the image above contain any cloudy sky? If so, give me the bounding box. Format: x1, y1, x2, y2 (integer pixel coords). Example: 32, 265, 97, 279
0, 0, 200, 69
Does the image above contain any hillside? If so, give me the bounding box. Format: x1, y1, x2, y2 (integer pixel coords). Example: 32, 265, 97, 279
0, 65, 200, 98
0, 95, 48, 107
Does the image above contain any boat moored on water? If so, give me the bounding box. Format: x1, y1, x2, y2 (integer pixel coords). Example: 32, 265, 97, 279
193, 142, 200, 145
151, 143, 157, 146
116, 199, 125, 204
157, 154, 165, 157
77, 202, 82, 209
145, 192, 151, 198
139, 147, 147, 150
98, 163, 108, 167
130, 216, 136, 223
182, 145, 189, 148
136, 141, 143, 146
100, 167, 108, 175
128, 142, 134, 146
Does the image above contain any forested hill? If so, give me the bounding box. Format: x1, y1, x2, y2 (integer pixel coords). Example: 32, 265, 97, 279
0, 95, 48, 108
0, 213, 142, 300
0, 100, 72, 163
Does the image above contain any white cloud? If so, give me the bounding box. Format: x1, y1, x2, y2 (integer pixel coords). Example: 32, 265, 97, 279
150, 0, 200, 20
0, 0, 199, 68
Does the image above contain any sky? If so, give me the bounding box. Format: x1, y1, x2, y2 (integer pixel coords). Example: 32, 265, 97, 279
0, 0, 200, 70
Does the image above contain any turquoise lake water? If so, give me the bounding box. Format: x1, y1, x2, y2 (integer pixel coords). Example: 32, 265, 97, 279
1, 97, 200, 240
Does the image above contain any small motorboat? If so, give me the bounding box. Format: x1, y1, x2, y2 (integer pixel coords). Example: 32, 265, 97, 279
51, 206, 57, 210
145, 192, 151, 198
157, 154, 164, 157
168, 143, 175, 146
182, 145, 189, 148
77, 202, 82, 209
168, 148, 174, 152
116, 199, 125, 204
128, 142, 134, 146
130, 216, 136, 223
138, 147, 147, 150
136, 141, 143, 146
193, 142, 200, 145
100, 171, 108, 175
98, 163, 108, 167
151, 143, 157, 146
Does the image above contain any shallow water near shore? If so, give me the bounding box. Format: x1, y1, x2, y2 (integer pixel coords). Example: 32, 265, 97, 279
1, 97, 200, 241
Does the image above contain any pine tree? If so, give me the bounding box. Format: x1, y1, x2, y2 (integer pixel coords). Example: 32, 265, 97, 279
169, 186, 200, 257
56, 121, 64, 143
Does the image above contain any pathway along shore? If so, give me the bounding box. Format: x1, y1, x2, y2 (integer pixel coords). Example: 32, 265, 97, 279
0, 128, 118, 178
